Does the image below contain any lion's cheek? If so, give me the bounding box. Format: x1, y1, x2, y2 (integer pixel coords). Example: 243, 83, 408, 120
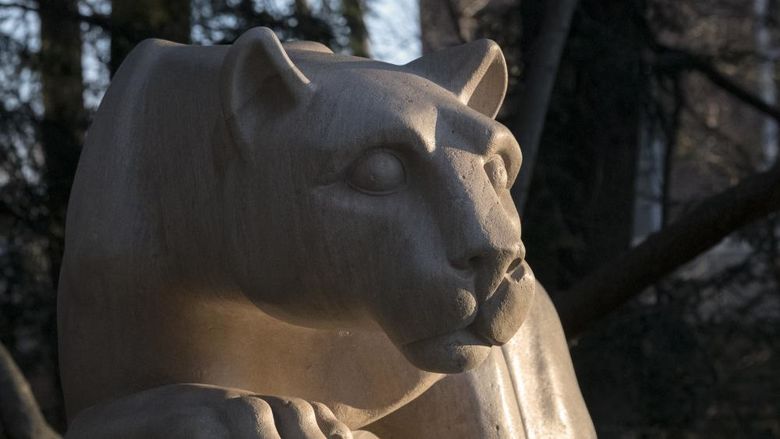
368, 284, 479, 346
472, 261, 536, 345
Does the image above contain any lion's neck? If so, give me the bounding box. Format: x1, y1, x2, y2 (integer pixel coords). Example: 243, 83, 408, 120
179, 297, 442, 427
60, 278, 441, 428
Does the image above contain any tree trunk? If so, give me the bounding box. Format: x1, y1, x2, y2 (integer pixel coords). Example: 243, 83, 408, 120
419, 0, 490, 52
753, 0, 778, 166
342, 0, 370, 57
32, 0, 87, 431
509, 0, 578, 214
517, 0, 643, 294
37, 0, 85, 291
295, 0, 312, 16
110, 0, 191, 74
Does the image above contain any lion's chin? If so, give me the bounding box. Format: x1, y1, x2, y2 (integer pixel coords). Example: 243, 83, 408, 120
399, 329, 492, 374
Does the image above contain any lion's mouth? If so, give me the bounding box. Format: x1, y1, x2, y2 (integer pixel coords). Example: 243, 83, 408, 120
469, 260, 535, 345
403, 261, 535, 350
395, 262, 534, 373
399, 327, 492, 373
397, 263, 532, 373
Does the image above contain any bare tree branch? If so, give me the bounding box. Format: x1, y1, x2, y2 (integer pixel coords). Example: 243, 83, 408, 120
554, 41, 780, 336
0, 3, 37, 13
556, 162, 780, 337
0, 343, 61, 439
694, 61, 780, 122
0, 2, 112, 32
652, 46, 780, 122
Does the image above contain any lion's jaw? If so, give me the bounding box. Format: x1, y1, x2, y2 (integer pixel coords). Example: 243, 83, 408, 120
398, 261, 536, 373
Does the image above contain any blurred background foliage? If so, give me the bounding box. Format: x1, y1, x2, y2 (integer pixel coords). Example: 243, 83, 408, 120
0, 0, 778, 437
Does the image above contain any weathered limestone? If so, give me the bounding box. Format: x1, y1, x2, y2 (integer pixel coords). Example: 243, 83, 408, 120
58, 27, 595, 438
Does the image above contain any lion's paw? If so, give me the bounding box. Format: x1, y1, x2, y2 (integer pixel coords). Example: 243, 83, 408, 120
222, 395, 353, 438
65, 384, 356, 439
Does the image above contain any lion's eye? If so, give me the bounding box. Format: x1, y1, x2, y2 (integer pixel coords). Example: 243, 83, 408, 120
348, 150, 406, 195
485, 157, 509, 190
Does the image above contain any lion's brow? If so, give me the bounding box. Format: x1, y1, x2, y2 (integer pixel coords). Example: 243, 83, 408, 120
381, 117, 435, 156
437, 107, 509, 156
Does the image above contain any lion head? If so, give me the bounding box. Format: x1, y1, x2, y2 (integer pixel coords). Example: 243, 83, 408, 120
218, 28, 535, 373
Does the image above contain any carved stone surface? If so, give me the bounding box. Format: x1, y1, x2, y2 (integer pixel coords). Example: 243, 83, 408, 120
58, 27, 595, 438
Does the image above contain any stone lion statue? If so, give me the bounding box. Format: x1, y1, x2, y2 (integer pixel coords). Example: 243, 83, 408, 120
58, 27, 595, 438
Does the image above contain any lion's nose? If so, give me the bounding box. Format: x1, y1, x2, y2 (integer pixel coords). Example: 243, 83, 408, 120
451, 244, 523, 303
506, 254, 523, 273
441, 150, 524, 292
454, 243, 523, 269
451, 244, 520, 273
449, 213, 524, 271
446, 200, 524, 291
450, 237, 524, 299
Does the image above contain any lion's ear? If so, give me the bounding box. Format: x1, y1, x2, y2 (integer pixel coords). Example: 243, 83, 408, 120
220, 27, 313, 123
406, 39, 507, 119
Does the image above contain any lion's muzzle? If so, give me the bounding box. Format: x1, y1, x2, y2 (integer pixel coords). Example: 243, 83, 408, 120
471, 261, 536, 345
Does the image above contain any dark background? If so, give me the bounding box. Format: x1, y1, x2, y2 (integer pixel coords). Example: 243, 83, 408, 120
1, 0, 778, 437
